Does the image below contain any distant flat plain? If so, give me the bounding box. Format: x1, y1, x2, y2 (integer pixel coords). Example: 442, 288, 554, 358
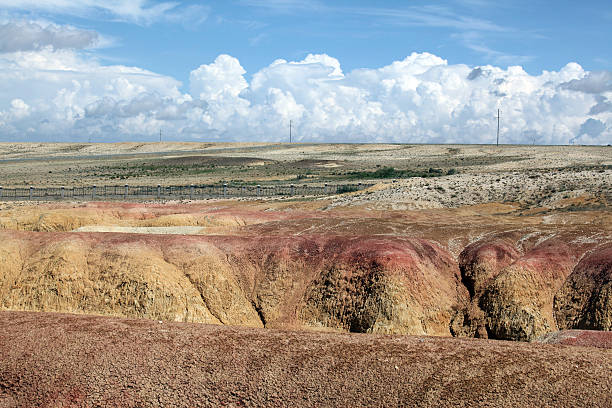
0, 143, 609, 191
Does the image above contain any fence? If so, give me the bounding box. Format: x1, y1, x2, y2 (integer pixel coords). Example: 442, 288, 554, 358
0, 183, 372, 201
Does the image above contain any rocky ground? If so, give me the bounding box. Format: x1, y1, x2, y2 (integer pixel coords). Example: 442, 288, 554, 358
328, 169, 611, 210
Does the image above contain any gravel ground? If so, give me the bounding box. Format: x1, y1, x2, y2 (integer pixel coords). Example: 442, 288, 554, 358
1, 311, 611, 407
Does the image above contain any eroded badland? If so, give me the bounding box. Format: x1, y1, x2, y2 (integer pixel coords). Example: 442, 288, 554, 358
1, 143, 611, 407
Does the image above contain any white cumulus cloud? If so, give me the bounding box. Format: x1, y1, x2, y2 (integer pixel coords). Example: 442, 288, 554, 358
190, 55, 249, 100
0, 44, 610, 144
0, 46, 182, 140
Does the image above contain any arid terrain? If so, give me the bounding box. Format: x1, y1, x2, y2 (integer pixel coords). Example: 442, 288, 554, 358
0, 142, 610, 406
1, 311, 611, 407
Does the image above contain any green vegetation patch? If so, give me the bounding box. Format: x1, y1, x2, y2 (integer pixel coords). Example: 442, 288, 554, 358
336, 166, 456, 180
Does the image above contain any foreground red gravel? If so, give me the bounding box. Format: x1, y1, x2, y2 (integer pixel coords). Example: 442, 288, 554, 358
1, 311, 611, 407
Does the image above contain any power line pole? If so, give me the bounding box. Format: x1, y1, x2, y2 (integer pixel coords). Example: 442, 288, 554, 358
159, 129, 162, 143
496, 109, 501, 146
289, 120, 292, 143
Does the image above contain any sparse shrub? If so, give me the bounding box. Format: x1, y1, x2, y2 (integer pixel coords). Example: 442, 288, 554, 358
337, 185, 359, 194
342, 167, 445, 180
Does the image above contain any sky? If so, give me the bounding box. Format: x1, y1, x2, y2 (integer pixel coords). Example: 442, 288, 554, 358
0, 0, 611, 144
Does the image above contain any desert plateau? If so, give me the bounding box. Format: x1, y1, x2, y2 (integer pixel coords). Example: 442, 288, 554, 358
0, 142, 611, 407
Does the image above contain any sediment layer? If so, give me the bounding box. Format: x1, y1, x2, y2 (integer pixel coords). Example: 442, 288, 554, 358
0, 202, 610, 341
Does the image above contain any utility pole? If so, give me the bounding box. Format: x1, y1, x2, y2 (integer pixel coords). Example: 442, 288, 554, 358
289, 120, 292, 143
496, 109, 501, 146
159, 129, 162, 143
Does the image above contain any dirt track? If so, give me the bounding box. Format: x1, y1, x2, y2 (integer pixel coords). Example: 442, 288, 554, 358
1, 311, 611, 407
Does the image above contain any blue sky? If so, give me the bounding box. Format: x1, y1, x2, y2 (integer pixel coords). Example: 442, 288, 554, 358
0, 0, 610, 144
28, 0, 612, 86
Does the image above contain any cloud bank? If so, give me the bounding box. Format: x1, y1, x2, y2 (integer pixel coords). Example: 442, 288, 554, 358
0, 38, 610, 144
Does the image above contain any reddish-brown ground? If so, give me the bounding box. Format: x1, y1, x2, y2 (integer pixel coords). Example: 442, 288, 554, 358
1, 311, 611, 408
536, 329, 612, 349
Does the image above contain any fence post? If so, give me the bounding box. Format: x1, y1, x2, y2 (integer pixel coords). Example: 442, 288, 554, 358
0, 186, 3, 198
124, 184, 128, 200
190, 184, 194, 200
92, 185, 96, 200
324, 183, 328, 194
157, 184, 161, 199
257, 185, 261, 197
223, 183, 228, 198
29, 186, 33, 200
291, 184, 295, 196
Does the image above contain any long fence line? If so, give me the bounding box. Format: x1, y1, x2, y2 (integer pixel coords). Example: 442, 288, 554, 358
0, 183, 372, 201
